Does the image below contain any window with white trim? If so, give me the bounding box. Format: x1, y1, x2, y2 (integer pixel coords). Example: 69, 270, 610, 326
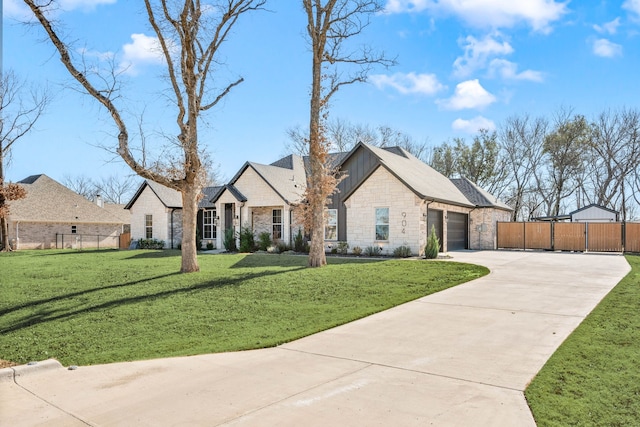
325, 209, 337, 240
145, 214, 153, 239
375, 208, 389, 241
272, 209, 282, 240
203, 209, 216, 239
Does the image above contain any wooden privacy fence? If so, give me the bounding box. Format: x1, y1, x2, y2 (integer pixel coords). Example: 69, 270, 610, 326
497, 222, 638, 253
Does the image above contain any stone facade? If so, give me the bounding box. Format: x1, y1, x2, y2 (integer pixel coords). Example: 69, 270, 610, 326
469, 208, 511, 250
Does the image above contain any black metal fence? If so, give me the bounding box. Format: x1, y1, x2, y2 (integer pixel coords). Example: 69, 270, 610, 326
55, 233, 119, 250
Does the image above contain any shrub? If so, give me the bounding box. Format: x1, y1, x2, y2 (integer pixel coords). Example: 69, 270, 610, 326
206, 242, 214, 250
276, 241, 289, 253
330, 247, 338, 254
239, 226, 255, 253
393, 245, 413, 258
336, 241, 349, 255
137, 238, 165, 249
223, 228, 237, 252
258, 232, 271, 251
293, 228, 306, 252
352, 246, 362, 256
425, 225, 440, 259
364, 246, 382, 257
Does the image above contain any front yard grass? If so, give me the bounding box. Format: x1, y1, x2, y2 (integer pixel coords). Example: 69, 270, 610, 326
0, 250, 487, 366
526, 254, 640, 426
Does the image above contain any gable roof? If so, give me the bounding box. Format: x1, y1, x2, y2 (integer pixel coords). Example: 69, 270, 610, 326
9, 174, 127, 224
569, 203, 618, 216
213, 155, 306, 205
124, 180, 222, 210
450, 177, 512, 211
341, 143, 475, 207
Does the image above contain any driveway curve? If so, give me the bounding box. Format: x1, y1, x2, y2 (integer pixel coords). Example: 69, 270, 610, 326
1, 251, 630, 426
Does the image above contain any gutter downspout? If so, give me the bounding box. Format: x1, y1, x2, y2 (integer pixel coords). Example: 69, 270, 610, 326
170, 209, 177, 249
468, 206, 477, 250
425, 200, 434, 255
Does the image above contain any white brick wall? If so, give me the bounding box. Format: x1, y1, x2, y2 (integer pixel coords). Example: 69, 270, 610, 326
128, 185, 177, 248
345, 167, 423, 256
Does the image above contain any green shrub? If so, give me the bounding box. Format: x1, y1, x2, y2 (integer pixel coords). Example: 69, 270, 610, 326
330, 247, 338, 254
393, 245, 413, 258
223, 228, 237, 252
239, 226, 255, 253
276, 241, 289, 253
364, 246, 382, 256
425, 225, 440, 259
206, 242, 214, 250
137, 238, 165, 249
352, 246, 362, 256
336, 241, 349, 255
258, 232, 271, 251
293, 228, 306, 252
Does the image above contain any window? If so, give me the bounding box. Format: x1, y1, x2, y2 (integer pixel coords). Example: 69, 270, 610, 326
325, 209, 337, 240
375, 208, 389, 241
203, 209, 216, 239
145, 214, 153, 239
71, 225, 77, 234
272, 209, 282, 240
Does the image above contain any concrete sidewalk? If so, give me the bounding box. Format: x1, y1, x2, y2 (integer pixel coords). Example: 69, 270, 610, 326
1, 251, 630, 426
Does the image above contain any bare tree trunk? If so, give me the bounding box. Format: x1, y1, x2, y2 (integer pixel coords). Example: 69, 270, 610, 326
181, 185, 200, 272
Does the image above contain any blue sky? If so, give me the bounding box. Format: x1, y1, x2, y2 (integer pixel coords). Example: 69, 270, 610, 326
3, 0, 640, 185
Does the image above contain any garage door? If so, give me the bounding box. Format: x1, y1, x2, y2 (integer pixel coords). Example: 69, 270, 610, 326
427, 209, 443, 252
447, 212, 468, 251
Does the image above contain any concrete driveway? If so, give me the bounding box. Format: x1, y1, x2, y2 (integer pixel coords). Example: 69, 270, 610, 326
1, 251, 630, 426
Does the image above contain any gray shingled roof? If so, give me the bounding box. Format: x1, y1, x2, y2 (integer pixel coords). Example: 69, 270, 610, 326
361, 143, 475, 207
125, 180, 222, 210
450, 177, 512, 211
10, 174, 128, 224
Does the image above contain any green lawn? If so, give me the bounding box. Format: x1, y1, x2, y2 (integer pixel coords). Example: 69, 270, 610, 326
526, 254, 640, 427
0, 250, 487, 366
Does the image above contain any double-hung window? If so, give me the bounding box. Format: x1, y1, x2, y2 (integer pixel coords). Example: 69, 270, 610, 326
203, 209, 216, 239
325, 209, 337, 240
375, 208, 389, 241
145, 214, 153, 239
272, 209, 282, 240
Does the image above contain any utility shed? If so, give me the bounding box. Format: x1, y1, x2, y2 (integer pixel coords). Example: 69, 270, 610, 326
570, 204, 619, 222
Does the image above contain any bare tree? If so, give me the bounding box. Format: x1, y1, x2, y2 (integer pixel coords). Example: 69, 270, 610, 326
62, 174, 96, 200
23, 0, 265, 272
302, 0, 395, 267
498, 114, 547, 221
541, 110, 589, 217
0, 70, 49, 251
587, 108, 640, 220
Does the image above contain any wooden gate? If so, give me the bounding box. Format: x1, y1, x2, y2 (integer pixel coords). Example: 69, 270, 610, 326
588, 223, 622, 252
119, 233, 131, 249
525, 222, 552, 249
553, 223, 586, 251
497, 222, 525, 249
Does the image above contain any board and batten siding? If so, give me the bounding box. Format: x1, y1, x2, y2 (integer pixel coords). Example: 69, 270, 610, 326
128, 185, 177, 248
571, 206, 617, 222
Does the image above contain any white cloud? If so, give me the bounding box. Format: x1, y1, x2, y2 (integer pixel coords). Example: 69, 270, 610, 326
369, 72, 446, 95
488, 59, 544, 82
384, 0, 568, 33
593, 17, 621, 35
3, 0, 114, 19
592, 38, 623, 58
452, 116, 496, 133
119, 34, 166, 76
623, 0, 640, 20
453, 33, 513, 77
437, 79, 496, 110
3, 0, 34, 19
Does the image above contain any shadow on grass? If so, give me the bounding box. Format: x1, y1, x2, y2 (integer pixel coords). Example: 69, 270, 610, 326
125, 250, 182, 259
229, 253, 386, 269
0, 267, 304, 335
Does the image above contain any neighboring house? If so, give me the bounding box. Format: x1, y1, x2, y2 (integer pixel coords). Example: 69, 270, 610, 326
533, 204, 619, 223
326, 143, 512, 255
210, 154, 308, 249
124, 180, 222, 249
3, 174, 130, 250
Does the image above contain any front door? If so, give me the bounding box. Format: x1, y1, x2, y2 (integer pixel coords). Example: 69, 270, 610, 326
224, 204, 234, 232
